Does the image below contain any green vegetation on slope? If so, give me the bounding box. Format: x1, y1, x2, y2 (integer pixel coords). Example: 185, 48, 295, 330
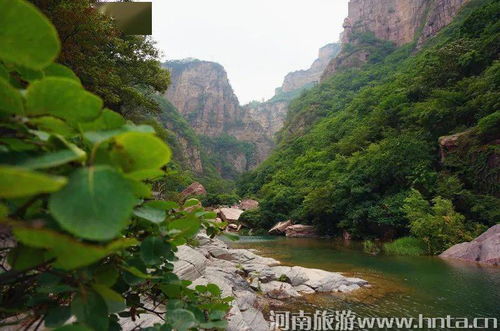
239, 0, 499, 253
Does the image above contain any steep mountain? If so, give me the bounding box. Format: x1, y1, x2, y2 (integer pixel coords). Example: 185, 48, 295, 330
239, 0, 499, 240
280, 43, 341, 93
161, 45, 340, 178
322, 0, 471, 80
163, 59, 241, 137
162, 59, 273, 178
241, 43, 341, 145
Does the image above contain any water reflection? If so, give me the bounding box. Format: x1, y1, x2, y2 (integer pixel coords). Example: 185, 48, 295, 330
230, 236, 500, 320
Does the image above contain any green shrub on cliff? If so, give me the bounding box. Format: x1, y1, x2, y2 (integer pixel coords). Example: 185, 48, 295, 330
0, 1, 230, 329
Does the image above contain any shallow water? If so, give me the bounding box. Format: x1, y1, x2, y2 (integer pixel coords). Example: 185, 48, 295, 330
230, 236, 500, 323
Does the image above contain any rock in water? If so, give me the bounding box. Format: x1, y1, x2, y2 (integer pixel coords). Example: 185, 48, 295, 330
268, 220, 293, 235
285, 224, 318, 238
219, 207, 244, 223
440, 224, 500, 265
180, 182, 207, 198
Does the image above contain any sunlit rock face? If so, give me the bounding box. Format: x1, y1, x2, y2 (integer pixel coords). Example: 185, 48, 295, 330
322, 0, 470, 80
163, 59, 241, 137
281, 43, 341, 93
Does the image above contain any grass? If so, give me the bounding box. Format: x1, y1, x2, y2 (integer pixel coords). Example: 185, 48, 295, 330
383, 237, 427, 256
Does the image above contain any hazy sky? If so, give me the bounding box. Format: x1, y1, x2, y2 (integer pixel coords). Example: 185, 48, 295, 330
147, 0, 349, 104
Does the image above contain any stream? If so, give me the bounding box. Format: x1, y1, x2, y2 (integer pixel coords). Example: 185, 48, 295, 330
230, 236, 500, 323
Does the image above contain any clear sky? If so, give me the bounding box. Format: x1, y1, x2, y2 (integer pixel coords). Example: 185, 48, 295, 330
147, 0, 349, 104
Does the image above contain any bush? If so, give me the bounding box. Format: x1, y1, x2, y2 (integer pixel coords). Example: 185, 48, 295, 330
363, 240, 381, 255
199, 193, 240, 207
404, 190, 484, 255
384, 237, 426, 256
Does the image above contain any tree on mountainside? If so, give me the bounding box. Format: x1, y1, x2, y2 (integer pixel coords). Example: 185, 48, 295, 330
29, 0, 170, 114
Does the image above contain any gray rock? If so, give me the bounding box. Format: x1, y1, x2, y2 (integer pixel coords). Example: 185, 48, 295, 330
294, 284, 316, 294
260, 281, 301, 299
440, 224, 500, 265
268, 220, 293, 235
172, 245, 208, 281
220, 208, 244, 222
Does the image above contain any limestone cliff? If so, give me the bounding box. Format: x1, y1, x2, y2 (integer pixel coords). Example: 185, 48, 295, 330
322, 0, 470, 80
163, 59, 274, 176
163, 59, 241, 137
162, 43, 340, 176
281, 43, 341, 93
242, 43, 341, 148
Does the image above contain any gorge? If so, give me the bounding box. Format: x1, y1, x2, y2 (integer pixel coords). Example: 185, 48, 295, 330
1, 0, 498, 330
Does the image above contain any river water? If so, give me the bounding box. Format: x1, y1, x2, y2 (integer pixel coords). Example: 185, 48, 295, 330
230, 236, 500, 326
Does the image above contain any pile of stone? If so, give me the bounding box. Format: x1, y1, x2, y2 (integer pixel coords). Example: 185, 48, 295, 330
173, 233, 368, 330
269, 220, 318, 238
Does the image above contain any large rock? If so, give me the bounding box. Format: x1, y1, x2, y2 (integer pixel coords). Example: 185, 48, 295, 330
260, 281, 301, 299
238, 199, 259, 211
285, 224, 318, 238
219, 208, 244, 223
268, 220, 293, 235
440, 225, 500, 265
172, 245, 208, 280
180, 182, 206, 198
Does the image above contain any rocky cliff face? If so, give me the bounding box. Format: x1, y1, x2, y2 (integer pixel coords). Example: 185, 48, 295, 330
281, 43, 341, 93
241, 43, 341, 151
322, 0, 470, 80
163, 59, 241, 137
163, 59, 274, 175
162, 43, 341, 176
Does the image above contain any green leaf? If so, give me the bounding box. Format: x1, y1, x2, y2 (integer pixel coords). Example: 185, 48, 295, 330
222, 232, 239, 241
0, 63, 8, 80
0, 166, 66, 198
133, 206, 166, 224
12, 226, 138, 270
0, 77, 23, 115
71, 291, 109, 331
94, 265, 119, 287
43, 63, 80, 83
18, 149, 86, 169
26, 77, 102, 123
140, 236, 172, 265
92, 284, 126, 314
49, 166, 136, 241
14, 65, 43, 82
53, 325, 92, 331
109, 132, 172, 173
127, 169, 165, 181
206, 283, 221, 296
29, 116, 77, 137
7, 245, 47, 270
199, 320, 228, 329
167, 217, 200, 239
45, 306, 71, 328
166, 309, 197, 331
79, 109, 125, 132
0, 0, 60, 69
144, 200, 179, 210
184, 198, 200, 208
83, 124, 155, 145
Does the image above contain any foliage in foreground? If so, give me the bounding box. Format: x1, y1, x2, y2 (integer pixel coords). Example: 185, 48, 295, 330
0, 0, 230, 329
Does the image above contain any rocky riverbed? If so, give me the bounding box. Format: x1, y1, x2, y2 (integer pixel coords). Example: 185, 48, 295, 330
172, 233, 368, 330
